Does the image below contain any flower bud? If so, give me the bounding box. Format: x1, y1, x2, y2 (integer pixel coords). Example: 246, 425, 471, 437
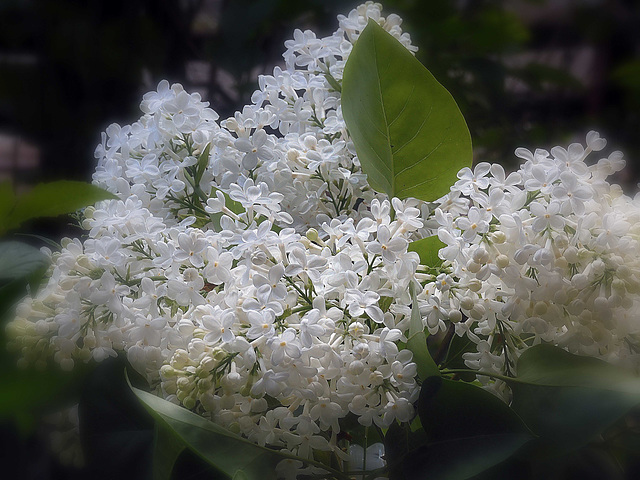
349, 322, 366, 337
460, 297, 475, 311
448, 309, 462, 323
348, 360, 365, 375
306, 228, 319, 242
490, 231, 507, 244
369, 370, 384, 386
467, 279, 482, 292
612, 278, 626, 294
593, 296, 608, 312
533, 301, 548, 316
469, 303, 486, 320
472, 248, 489, 264
591, 259, 605, 276
183, 395, 196, 410
563, 246, 578, 264
495, 254, 510, 269
171, 350, 189, 369
251, 250, 267, 266
163, 381, 177, 395
571, 273, 589, 290
466, 261, 481, 273
200, 356, 217, 372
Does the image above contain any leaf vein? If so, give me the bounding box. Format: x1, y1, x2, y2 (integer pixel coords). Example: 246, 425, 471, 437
395, 140, 444, 178
388, 84, 415, 128
392, 105, 433, 156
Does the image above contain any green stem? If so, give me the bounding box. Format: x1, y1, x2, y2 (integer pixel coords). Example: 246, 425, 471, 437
184, 171, 209, 204
284, 275, 313, 306
495, 320, 514, 376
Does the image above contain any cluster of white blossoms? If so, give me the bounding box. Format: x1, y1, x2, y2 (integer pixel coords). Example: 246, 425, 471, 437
7, 3, 422, 470
6, 0, 640, 473
425, 132, 640, 393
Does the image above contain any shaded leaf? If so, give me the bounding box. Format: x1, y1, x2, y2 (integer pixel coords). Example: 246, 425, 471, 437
383, 421, 410, 480
15, 233, 62, 251
508, 344, 640, 456
5, 180, 118, 231
0, 241, 49, 281
342, 19, 472, 201
153, 423, 186, 480
130, 384, 346, 480
414, 376, 533, 480
405, 434, 532, 480
232, 470, 250, 480
515, 344, 640, 391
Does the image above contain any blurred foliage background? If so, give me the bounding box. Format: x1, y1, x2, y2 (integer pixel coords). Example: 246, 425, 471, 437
1, 0, 640, 478
1, 0, 639, 191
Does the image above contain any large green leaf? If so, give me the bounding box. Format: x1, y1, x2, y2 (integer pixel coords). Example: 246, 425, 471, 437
342, 19, 472, 201
508, 344, 640, 456
514, 344, 640, 391
413, 376, 533, 480
131, 385, 348, 480
0, 241, 49, 281
4, 180, 118, 232
406, 281, 439, 380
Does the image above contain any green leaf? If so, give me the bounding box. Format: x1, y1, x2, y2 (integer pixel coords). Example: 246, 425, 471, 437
413, 376, 533, 480
130, 383, 348, 480
418, 377, 532, 442
210, 187, 245, 232
153, 423, 186, 480
218, 188, 244, 216
406, 281, 439, 380
342, 19, 472, 201
232, 470, 250, 480
15, 233, 62, 251
514, 344, 640, 391
0, 241, 49, 281
195, 143, 212, 184
323, 72, 342, 93
508, 344, 640, 456
379, 295, 393, 312
5, 180, 118, 231
408, 235, 445, 268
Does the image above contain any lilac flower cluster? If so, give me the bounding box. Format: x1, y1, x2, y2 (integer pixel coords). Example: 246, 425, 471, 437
8, 2, 640, 473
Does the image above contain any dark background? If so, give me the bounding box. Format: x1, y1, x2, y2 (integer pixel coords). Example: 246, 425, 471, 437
1, 0, 640, 193
1, 0, 640, 478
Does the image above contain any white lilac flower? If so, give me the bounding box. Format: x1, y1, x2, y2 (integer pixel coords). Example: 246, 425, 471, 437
366, 225, 408, 263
